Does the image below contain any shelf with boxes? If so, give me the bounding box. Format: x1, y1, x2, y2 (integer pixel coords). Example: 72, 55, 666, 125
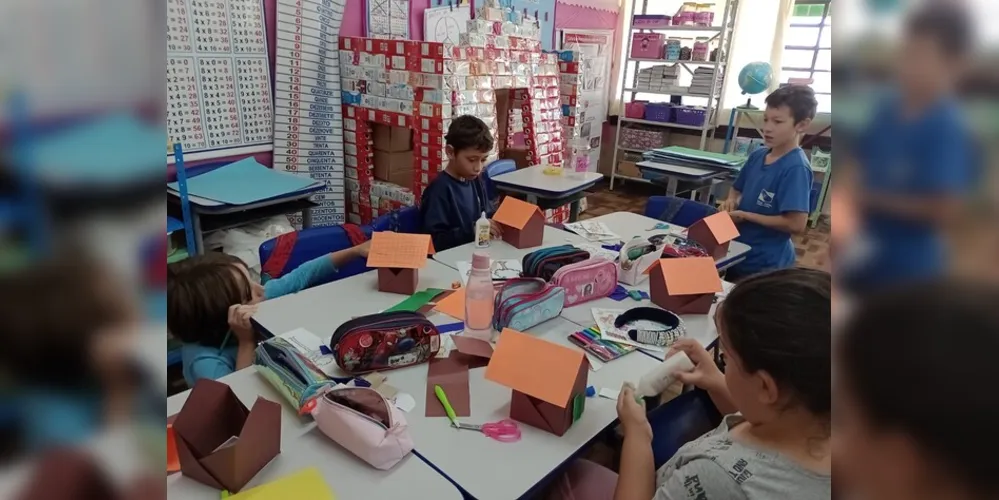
611, 0, 739, 190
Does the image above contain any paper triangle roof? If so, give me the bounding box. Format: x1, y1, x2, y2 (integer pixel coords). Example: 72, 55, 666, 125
698, 212, 739, 243
492, 197, 543, 230
485, 329, 587, 408
366, 231, 435, 269
648, 257, 723, 296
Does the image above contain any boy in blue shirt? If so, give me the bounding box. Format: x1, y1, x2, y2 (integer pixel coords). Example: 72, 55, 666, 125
719, 85, 816, 281
420, 115, 501, 251
843, 4, 977, 292
167, 242, 369, 385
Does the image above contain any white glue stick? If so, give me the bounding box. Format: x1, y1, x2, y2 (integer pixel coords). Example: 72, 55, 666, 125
637, 351, 695, 398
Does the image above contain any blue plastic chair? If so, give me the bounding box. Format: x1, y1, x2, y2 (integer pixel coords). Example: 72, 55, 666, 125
648, 389, 723, 468
644, 195, 718, 228
483, 159, 516, 204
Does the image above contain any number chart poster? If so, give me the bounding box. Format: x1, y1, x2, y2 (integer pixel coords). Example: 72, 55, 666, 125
274, 0, 348, 226
167, 0, 274, 162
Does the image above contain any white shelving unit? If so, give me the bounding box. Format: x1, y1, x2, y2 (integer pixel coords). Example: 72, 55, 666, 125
610, 0, 739, 189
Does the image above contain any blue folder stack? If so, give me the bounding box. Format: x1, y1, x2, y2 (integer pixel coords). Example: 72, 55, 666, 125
167, 157, 323, 207
642, 146, 745, 172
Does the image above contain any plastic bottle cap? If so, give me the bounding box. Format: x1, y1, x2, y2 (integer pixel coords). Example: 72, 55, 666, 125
585, 386, 596, 397
471, 251, 490, 269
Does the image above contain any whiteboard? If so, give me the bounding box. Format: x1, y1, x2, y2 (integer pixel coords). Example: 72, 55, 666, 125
166, 0, 274, 162
424, 5, 471, 44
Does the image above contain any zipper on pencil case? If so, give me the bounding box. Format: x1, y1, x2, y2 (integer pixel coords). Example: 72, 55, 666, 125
321, 388, 392, 429
331, 311, 431, 345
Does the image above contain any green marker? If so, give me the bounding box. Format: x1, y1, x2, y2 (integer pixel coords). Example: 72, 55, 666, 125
434, 385, 459, 426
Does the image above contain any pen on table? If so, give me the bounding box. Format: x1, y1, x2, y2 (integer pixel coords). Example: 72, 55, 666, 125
434, 384, 459, 427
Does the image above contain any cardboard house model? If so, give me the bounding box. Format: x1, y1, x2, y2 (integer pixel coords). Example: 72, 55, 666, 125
493, 197, 545, 249
366, 231, 435, 295
172, 378, 282, 493
646, 257, 723, 314
687, 212, 740, 260
485, 329, 588, 436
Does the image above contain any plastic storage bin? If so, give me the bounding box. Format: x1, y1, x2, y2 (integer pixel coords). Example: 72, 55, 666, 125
631, 33, 666, 59
644, 103, 674, 122
625, 101, 647, 118
633, 15, 672, 28
673, 106, 707, 127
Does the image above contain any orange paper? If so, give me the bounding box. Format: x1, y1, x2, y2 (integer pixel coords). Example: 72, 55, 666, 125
433, 287, 466, 320
648, 257, 722, 295
366, 232, 435, 269
492, 197, 542, 230
167, 421, 180, 473
701, 212, 740, 243
485, 329, 586, 409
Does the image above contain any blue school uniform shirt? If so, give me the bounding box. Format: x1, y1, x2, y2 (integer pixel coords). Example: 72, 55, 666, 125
729, 147, 812, 275
848, 93, 976, 289
420, 172, 493, 251
181, 254, 339, 385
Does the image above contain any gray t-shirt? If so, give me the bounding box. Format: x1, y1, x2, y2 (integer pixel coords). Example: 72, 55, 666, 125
654, 414, 831, 500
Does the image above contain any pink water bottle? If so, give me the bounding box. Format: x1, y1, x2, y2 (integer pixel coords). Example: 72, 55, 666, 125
464, 251, 495, 341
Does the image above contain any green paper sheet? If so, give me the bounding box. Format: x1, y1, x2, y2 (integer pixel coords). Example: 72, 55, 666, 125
384, 288, 448, 313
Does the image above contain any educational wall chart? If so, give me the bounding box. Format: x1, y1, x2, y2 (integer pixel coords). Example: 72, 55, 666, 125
366, 0, 410, 39
508, 0, 556, 50
561, 29, 613, 171
274, 0, 348, 226
424, 4, 472, 44
166, 0, 274, 162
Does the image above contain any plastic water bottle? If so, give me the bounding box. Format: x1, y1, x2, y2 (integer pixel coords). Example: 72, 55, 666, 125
474, 211, 491, 248
566, 137, 591, 179
464, 251, 495, 342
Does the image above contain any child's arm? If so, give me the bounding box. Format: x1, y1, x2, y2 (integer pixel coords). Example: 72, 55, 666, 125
263, 244, 367, 299
614, 432, 657, 500
732, 210, 808, 235
422, 199, 468, 250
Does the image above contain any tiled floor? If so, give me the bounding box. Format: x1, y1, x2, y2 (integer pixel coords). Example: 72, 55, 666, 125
581, 180, 831, 272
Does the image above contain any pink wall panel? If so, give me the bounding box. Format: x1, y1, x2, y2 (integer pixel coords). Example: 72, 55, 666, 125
554, 2, 618, 31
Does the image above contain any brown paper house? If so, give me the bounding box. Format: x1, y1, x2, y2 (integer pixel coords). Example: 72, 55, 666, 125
171, 379, 282, 493
485, 329, 589, 436
646, 257, 723, 314
687, 212, 740, 260
365, 232, 435, 295
492, 197, 545, 249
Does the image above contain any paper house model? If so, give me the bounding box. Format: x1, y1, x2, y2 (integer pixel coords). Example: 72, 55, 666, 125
646, 257, 723, 314
687, 212, 740, 260
492, 197, 545, 249
172, 379, 282, 493
484, 329, 589, 436
366, 231, 435, 295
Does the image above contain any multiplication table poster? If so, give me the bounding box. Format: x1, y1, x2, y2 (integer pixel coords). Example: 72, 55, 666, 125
167, 0, 274, 162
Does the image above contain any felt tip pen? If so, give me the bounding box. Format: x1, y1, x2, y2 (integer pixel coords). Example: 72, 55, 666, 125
434, 385, 459, 425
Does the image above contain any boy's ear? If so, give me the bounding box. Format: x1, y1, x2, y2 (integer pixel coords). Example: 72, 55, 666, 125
795, 117, 813, 134
446, 145, 455, 160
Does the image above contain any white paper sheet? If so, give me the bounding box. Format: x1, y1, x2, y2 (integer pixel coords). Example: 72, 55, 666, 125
455, 259, 523, 286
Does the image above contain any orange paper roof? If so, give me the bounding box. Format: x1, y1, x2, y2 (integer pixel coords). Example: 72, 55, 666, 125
700, 212, 740, 243
492, 197, 542, 230
366, 231, 435, 269
485, 329, 586, 408
649, 257, 723, 296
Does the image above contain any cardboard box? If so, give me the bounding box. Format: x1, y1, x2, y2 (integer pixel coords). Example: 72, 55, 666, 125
373, 150, 414, 187
618, 161, 642, 178
493, 197, 544, 249
372, 124, 412, 152
172, 379, 282, 493
646, 257, 723, 314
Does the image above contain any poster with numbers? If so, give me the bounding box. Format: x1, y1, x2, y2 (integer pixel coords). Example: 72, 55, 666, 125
274, 0, 347, 226
167, 0, 273, 162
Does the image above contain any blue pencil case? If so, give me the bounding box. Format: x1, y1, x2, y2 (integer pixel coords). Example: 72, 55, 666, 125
493, 278, 566, 332
255, 337, 337, 415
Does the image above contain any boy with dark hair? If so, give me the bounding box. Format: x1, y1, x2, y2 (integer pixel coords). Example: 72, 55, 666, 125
718, 85, 817, 280
420, 115, 501, 251
843, 4, 977, 291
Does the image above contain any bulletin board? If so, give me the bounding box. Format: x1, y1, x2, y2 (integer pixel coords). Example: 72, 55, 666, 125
273, 0, 348, 226
166, 0, 274, 163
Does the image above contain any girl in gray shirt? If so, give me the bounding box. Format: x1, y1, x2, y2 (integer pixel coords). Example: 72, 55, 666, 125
551, 268, 831, 500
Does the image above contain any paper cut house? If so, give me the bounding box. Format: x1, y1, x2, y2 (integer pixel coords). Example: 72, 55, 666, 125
172, 378, 282, 493
366, 232, 435, 295
492, 197, 545, 249
646, 257, 723, 314
687, 212, 740, 260
484, 329, 589, 436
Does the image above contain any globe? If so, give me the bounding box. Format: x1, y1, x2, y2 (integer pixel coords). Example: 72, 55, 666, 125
737, 62, 774, 95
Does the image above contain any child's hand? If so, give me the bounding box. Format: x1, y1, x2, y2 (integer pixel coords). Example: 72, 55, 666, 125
489, 220, 503, 239
228, 304, 258, 344
354, 240, 372, 259
728, 210, 748, 223
718, 199, 738, 213
668, 339, 725, 392
617, 383, 652, 442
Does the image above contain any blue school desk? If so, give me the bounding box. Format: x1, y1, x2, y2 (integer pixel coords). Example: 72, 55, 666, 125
636, 160, 731, 204
490, 165, 603, 222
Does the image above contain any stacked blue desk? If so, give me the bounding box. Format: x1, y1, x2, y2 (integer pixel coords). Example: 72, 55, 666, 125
637, 146, 744, 204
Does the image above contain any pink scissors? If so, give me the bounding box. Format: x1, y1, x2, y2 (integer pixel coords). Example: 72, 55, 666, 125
452, 419, 522, 443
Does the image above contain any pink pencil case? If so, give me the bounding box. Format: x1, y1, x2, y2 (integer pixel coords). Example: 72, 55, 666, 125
551, 258, 619, 307
311, 386, 413, 470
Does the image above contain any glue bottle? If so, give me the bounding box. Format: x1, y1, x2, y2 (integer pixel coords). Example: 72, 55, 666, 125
636, 351, 695, 397
464, 251, 495, 342
474, 211, 491, 248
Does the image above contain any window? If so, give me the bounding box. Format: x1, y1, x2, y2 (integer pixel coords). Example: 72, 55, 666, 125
781, 0, 831, 113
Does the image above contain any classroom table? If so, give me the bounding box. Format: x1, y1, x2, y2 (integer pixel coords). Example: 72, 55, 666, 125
635, 161, 731, 204
432, 224, 588, 270
491, 165, 603, 222
379, 317, 660, 500
580, 211, 751, 271
167, 368, 463, 499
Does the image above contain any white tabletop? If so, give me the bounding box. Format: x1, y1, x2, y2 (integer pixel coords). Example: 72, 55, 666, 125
253, 260, 463, 337
636, 161, 724, 179
167, 368, 462, 500
387, 317, 660, 500
491, 165, 602, 197
581, 211, 751, 271
432, 225, 587, 270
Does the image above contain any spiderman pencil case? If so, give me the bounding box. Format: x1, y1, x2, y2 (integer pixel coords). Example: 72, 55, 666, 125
330, 311, 441, 374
